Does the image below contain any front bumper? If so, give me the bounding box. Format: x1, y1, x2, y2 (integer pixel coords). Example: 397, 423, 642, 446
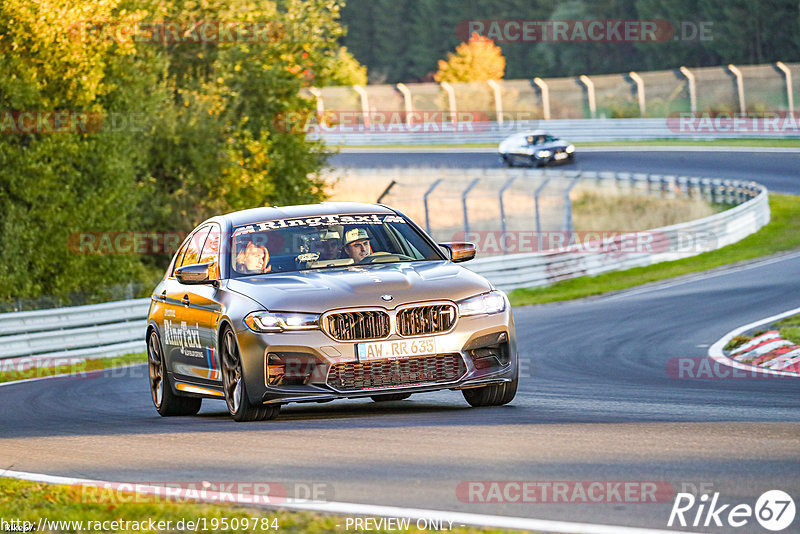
234, 309, 518, 405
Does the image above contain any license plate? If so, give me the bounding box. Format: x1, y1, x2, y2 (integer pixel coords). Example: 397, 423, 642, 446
554, 152, 568, 160
356, 337, 437, 361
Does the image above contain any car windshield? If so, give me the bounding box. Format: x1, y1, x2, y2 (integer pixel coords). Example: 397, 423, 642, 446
229, 213, 443, 276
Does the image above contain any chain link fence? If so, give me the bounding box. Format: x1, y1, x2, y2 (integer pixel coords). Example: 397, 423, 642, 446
309, 62, 799, 124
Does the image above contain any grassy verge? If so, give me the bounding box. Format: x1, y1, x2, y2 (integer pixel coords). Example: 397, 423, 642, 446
338, 138, 800, 150
0, 478, 522, 534
780, 327, 800, 345
509, 193, 800, 307
0, 352, 146, 384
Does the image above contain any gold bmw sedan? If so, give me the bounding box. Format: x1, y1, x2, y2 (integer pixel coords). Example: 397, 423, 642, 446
146, 203, 518, 422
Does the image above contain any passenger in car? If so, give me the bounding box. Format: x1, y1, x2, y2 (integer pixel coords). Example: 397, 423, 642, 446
235, 238, 271, 274
313, 229, 343, 260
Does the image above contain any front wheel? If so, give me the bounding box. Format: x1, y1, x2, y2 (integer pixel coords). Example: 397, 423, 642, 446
148, 330, 202, 416
221, 328, 280, 422
462, 360, 518, 407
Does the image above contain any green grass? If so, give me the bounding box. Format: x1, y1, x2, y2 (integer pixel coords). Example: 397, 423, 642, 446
509, 194, 800, 306
773, 313, 800, 327
0, 352, 146, 384
780, 327, 800, 345
724, 335, 752, 351
0, 478, 524, 534
339, 138, 800, 150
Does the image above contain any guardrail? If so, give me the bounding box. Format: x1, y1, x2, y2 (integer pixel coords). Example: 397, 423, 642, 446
314, 118, 800, 145
0, 299, 149, 363
0, 171, 769, 362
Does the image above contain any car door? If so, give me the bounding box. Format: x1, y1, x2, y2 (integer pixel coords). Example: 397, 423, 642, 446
164, 225, 216, 384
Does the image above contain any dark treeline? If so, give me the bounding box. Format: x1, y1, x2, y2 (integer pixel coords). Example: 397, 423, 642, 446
341, 0, 800, 83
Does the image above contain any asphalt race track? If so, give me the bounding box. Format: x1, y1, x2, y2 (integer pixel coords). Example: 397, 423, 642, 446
331, 148, 800, 195
2, 149, 800, 533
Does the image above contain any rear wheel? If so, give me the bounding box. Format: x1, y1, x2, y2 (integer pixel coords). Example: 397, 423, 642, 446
370, 393, 411, 402
148, 330, 202, 416
221, 328, 280, 422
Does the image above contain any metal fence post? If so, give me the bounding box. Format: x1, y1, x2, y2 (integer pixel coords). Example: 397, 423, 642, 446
423, 179, 443, 235
532, 77, 551, 120
487, 80, 503, 124
629, 71, 646, 117
353, 85, 371, 128
462, 178, 481, 238
396, 83, 414, 126
679, 66, 697, 114
498, 175, 517, 254
579, 75, 597, 119
440, 81, 457, 123
775, 62, 794, 113
727, 64, 746, 114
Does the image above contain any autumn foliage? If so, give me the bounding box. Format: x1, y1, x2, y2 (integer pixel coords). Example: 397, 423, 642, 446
434, 33, 506, 83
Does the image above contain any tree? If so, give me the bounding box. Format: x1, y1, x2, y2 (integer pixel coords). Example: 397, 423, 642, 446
0, 0, 352, 306
434, 33, 505, 82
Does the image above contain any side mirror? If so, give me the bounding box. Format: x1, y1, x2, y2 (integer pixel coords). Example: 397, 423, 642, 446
175, 262, 213, 284
439, 242, 476, 263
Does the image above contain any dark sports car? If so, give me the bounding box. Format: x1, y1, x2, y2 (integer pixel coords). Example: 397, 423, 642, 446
498, 130, 575, 167
146, 202, 519, 421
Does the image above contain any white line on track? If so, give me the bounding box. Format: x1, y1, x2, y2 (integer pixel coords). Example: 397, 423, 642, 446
600, 250, 800, 302
708, 306, 800, 378
338, 146, 800, 154
0, 469, 694, 534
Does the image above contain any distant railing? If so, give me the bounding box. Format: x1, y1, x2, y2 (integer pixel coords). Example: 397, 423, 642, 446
312, 118, 800, 145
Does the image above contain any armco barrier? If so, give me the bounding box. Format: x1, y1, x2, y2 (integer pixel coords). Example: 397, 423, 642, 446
313, 118, 800, 145
0, 299, 149, 362
0, 173, 769, 362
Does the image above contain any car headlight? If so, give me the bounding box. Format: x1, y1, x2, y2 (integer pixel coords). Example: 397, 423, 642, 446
535, 150, 552, 158
565, 144, 575, 153
458, 291, 507, 317
244, 311, 320, 333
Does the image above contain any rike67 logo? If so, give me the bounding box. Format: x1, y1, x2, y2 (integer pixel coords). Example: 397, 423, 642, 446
668, 490, 796, 531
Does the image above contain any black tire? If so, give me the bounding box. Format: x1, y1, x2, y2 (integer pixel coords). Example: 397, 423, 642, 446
220, 327, 280, 422
462, 359, 519, 407
501, 155, 513, 168
147, 330, 202, 416
370, 393, 411, 402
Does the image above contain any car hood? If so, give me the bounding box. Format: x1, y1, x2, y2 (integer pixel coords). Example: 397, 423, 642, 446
224, 261, 493, 312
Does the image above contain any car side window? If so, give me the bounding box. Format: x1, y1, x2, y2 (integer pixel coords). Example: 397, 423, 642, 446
177, 226, 211, 270
198, 224, 221, 280
169, 241, 189, 278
